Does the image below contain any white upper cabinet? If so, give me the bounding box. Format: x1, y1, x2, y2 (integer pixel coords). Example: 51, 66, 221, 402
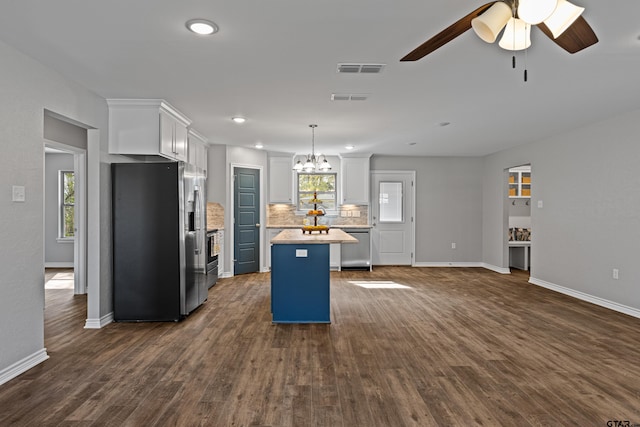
188, 129, 208, 174
268, 155, 294, 203
340, 155, 371, 204
107, 99, 191, 162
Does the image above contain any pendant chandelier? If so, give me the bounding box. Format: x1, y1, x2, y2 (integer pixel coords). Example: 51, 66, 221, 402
293, 124, 332, 172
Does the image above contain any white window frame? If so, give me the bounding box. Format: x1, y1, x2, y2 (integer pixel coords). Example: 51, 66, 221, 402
58, 170, 75, 242
296, 172, 338, 214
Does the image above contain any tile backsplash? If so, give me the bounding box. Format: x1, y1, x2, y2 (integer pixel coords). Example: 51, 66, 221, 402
267, 204, 368, 226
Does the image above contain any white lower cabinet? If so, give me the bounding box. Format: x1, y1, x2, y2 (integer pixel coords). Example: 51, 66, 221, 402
217, 230, 224, 277
330, 243, 341, 271
267, 229, 283, 269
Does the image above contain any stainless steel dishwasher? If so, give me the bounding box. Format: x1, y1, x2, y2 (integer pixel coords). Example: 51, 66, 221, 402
340, 228, 371, 270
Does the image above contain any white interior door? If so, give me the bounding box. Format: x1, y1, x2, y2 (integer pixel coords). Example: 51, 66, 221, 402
371, 171, 415, 265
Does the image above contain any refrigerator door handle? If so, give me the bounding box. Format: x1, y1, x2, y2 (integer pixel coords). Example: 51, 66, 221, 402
194, 188, 201, 254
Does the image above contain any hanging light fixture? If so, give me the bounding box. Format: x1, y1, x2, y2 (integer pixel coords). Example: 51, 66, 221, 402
292, 124, 332, 172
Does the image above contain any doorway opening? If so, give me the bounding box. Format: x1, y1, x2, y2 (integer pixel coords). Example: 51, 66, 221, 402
370, 170, 416, 266
506, 164, 532, 274
231, 165, 263, 275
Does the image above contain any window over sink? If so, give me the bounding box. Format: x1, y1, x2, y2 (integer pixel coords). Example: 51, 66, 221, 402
297, 173, 337, 211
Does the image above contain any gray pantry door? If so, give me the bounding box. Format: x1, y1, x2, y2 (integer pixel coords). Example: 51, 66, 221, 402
234, 167, 260, 275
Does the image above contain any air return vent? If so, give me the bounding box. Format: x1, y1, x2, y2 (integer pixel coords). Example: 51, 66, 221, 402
337, 63, 385, 74
331, 93, 369, 101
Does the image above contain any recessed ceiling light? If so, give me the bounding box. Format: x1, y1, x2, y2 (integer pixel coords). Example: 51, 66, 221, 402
345, 144, 355, 150
231, 117, 246, 124
254, 143, 264, 149
186, 19, 219, 36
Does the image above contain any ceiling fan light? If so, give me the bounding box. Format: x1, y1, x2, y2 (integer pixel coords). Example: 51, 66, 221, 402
543, 0, 584, 38
471, 1, 512, 43
293, 160, 304, 171
518, 0, 558, 25
499, 18, 531, 51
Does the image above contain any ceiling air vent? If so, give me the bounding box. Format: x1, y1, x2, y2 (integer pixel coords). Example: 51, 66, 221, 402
337, 63, 385, 74
331, 93, 369, 101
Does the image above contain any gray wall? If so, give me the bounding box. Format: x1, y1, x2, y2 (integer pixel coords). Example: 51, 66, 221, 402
0, 39, 112, 380
371, 156, 484, 263
44, 153, 74, 265
207, 144, 227, 206
482, 109, 640, 311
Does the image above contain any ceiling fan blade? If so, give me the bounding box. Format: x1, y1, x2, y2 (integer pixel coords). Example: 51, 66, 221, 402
401, 2, 496, 61
537, 16, 598, 54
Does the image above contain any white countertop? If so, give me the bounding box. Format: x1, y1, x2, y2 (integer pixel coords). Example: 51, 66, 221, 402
271, 228, 359, 244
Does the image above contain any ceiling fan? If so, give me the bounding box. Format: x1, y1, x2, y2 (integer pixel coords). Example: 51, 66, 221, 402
401, 0, 598, 62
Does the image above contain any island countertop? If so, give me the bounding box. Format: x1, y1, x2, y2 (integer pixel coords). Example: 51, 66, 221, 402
271, 228, 358, 244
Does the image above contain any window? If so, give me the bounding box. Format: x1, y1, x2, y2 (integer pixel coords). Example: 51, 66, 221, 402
378, 181, 403, 222
297, 173, 337, 210
59, 170, 75, 239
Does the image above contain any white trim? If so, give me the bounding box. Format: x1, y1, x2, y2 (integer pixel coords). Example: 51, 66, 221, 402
0, 349, 49, 386
230, 163, 264, 277
370, 170, 416, 267
73, 151, 87, 295
84, 312, 114, 329
414, 262, 485, 268
56, 237, 74, 244
219, 272, 233, 279
45, 261, 74, 268
529, 277, 640, 319
482, 263, 512, 274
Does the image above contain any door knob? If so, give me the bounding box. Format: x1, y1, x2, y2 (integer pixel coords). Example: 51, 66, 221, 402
256, 223, 261, 227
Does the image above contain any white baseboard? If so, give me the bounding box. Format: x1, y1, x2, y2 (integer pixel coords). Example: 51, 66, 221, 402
84, 312, 114, 329
219, 272, 233, 278
414, 262, 485, 268
44, 262, 74, 268
412, 262, 511, 274
481, 263, 512, 274
529, 277, 640, 319
0, 348, 49, 386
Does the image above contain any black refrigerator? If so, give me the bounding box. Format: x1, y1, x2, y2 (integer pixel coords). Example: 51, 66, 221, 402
112, 162, 207, 321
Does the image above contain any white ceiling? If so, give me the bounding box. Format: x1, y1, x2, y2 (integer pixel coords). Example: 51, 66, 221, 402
1, 0, 639, 157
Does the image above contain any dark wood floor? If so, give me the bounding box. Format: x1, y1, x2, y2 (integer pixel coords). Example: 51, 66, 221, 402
2, 267, 639, 426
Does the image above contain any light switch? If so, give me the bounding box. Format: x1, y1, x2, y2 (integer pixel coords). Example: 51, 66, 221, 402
295, 249, 308, 258
537, 200, 543, 208
12, 185, 25, 202
352, 210, 360, 218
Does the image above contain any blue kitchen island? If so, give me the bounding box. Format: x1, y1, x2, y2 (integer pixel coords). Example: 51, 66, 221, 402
270, 229, 357, 323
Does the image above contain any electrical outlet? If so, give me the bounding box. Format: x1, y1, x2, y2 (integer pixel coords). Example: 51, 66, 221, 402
340, 211, 348, 217
613, 269, 619, 280
451, 242, 456, 249
352, 210, 360, 218
12, 185, 25, 202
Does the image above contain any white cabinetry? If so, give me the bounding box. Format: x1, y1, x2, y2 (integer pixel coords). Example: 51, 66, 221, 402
267, 228, 283, 269
217, 230, 224, 277
107, 99, 191, 161
268, 155, 294, 203
508, 166, 531, 198
188, 129, 208, 174
340, 155, 371, 204
330, 243, 341, 271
